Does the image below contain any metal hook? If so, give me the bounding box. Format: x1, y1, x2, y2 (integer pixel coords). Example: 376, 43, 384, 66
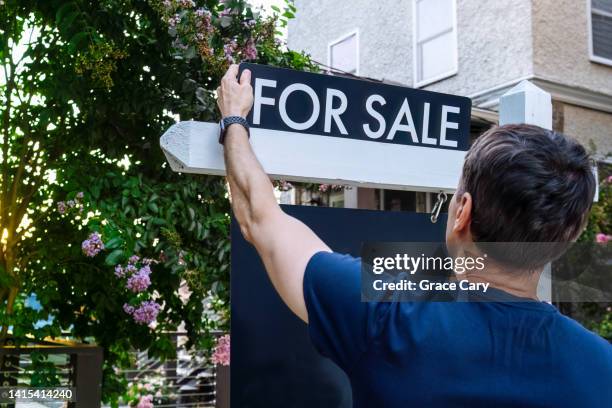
430, 191, 448, 224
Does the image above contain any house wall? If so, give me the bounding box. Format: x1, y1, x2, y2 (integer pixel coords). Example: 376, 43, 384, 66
532, 0, 612, 96
288, 0, 534, 97
424, 0, 533, 97
531, 0, 612, 159
288, 0, 414, 84
562, 104, 612, 158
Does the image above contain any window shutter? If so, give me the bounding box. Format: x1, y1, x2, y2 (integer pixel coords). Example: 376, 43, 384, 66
591, 0, 612, 62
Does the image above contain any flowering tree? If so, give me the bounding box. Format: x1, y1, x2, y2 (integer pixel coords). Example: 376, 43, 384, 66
580, 175, 612, 244
1, 0, 317, 403
577, 173, 612, 338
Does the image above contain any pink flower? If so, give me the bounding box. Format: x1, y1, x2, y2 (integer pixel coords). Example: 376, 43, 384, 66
211, 334, 230, 366
224, 40, 237, 63
126, 266, 152, 293
243, 19, 256, 28
114, 265, 125, 278
123, 303, 135, 314
195, 8, 213, 35
243, 38, 257, 60
136, 394, 154, 408
195, 8, 208, 17
131, 301, 161, 325
82, 232, 104, 257
279, 180, 293, 191
318, 184, 329, 192
172, 38, 188, 50
179, 0, 195, 8
167, 14, 181, 28
595, 233, 609, 243
57, 201, 67, 214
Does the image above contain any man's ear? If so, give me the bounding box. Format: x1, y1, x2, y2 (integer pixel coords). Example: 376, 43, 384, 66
453, 192, 473, 234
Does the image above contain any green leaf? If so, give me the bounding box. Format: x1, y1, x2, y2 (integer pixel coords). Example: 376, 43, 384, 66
62, 11, 81, 33
55, 2, 76, 25
148, 202, 159, 214
105, 249, 125, 266
152, 217, 166, 226
105, 237, 123, 250
69, 32, 90, 53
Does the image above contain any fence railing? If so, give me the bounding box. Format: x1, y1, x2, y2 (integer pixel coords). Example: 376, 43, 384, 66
105, 331, 227, 408
0, 337, 103, 408
0, 332, 229, 408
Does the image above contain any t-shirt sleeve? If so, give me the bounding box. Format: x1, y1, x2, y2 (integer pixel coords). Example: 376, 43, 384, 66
303, 251, 391, 372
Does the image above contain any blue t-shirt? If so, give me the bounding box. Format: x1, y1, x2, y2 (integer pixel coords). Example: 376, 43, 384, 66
303, 252, 612, 408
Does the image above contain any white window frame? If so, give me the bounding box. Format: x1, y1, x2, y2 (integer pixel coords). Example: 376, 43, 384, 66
588, 0, 612, 66
327, 29, 360, 75
412, 0, 458, 88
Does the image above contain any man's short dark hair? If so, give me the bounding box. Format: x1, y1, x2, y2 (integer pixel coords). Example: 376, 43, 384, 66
458, 124, 596, 268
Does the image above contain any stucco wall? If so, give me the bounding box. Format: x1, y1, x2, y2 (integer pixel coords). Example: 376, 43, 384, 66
288, 0, 534, 97
425, 0, 533, 97
288, 0, 413, 85
563, 104, 612, 158
532, 0, 612, 96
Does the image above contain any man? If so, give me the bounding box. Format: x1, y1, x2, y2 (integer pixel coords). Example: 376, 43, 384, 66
216, 65, 612, 407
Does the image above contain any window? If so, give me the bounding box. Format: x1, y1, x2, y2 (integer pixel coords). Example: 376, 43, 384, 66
384, 190, 417, 212
413, 0, 458, 87
589, 0, 612, 65
329, 190, 345, 208
328, 30, 359, 74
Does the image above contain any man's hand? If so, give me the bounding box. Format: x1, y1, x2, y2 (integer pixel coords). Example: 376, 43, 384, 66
217, 64, 253, 118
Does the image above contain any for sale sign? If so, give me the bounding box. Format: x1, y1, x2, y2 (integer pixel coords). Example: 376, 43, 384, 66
246, 63, 470, 151
160, 63, 472, 192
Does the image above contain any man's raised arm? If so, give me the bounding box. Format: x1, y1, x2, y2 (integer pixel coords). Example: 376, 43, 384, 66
216, 64, 330, 322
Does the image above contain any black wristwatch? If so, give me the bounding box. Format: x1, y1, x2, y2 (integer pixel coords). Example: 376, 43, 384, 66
219, 116, 250, 145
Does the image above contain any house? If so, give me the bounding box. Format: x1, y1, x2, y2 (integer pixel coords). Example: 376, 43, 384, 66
286, 0, 612, 211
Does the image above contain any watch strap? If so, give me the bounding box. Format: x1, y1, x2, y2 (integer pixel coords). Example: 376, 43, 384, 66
219, 116, 250, 145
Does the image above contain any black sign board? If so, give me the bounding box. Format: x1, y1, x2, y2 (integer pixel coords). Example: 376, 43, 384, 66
231, 205, 447, 407
240, 63, 471, 151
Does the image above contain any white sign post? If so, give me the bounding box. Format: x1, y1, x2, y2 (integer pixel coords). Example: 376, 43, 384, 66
499, 80, 552, 129
499, 80, 554, 302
